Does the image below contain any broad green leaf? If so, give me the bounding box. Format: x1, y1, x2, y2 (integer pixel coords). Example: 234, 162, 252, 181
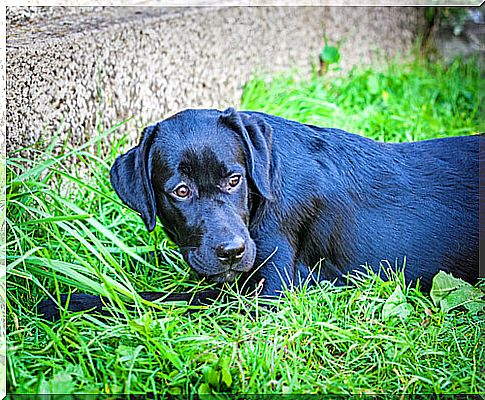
320, 45, 340, 65
207, 366, 221, 388
221, 365, 232, 388
430, 271, 484, 314
168, 386, 182, 395
430, 271, 467, 305
382, 285, 413, 320
39, 371, 76, 394
198, 383, 212, 395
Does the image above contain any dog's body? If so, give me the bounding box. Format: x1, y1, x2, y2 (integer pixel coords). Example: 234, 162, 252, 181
39, 108, 480, 319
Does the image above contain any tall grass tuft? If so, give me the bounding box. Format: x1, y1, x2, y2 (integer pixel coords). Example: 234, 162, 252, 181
241, 58, 484, 141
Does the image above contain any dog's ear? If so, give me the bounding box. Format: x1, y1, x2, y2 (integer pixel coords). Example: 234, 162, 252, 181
110, 125, 158, 231
219, 107, 273, 200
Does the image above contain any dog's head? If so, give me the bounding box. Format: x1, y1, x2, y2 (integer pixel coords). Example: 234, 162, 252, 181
110, 108, 272, 282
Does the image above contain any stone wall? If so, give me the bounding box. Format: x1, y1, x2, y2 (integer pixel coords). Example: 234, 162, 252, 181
6, 6, 426, 154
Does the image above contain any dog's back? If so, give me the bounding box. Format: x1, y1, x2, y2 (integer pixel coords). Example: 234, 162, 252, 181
249, 112, 480, 289
361, 134, 479, 288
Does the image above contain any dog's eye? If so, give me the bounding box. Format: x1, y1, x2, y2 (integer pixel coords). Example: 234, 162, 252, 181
172, 184, 191, 200
227, 174, 241, 190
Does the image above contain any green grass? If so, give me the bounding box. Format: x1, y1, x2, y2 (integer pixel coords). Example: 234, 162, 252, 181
6, 56, 484, 396
241, 57, 484, 140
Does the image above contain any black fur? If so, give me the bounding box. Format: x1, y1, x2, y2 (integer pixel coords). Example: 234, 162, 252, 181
38, 108, 481, 320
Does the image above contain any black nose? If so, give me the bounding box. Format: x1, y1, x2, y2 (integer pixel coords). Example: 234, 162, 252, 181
216, 236, 246, 263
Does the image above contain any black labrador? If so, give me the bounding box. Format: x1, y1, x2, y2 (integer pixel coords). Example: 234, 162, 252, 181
39, 108, 481, 320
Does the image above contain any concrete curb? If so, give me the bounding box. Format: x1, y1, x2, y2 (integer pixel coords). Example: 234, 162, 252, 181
7, 6, 426, 156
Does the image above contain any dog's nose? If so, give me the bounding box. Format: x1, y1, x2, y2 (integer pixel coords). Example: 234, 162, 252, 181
216, 236, 245, 263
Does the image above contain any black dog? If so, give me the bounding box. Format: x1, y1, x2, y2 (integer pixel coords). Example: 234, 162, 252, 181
39, 108, 480, 320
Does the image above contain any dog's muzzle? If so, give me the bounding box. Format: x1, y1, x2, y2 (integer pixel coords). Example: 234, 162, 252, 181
186, 235, 256, 282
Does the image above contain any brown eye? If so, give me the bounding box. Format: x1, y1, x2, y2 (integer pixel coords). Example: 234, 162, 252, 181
173, 184, 191, 199
227, 174, 241, 190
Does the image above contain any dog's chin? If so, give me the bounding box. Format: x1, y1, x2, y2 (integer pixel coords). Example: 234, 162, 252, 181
208, 270, 239, 283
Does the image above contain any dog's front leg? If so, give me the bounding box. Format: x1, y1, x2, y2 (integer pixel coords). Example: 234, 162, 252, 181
252, 234, 297, 297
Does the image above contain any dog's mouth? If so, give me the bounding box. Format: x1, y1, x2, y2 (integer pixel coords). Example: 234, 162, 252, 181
207, 270, 239, 283
185, 240, 256, 282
